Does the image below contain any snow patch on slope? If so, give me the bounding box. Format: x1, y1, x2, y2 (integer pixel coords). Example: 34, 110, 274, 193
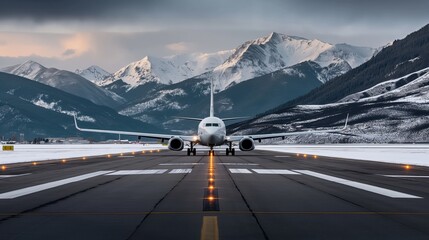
31, 95, 95, 122
119, 89, 188, 115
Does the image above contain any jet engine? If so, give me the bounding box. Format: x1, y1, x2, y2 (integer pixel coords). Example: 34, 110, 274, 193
239, 137, 255, 151
168, 137, 184, 151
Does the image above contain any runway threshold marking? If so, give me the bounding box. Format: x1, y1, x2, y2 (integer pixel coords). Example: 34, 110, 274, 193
200, 216, 219, 240
381, 175, 429, 178
107, 170, 168, 175
159, 163, 204, 166
0, 171, 112, 199
229, 168, 252, 174
218, 163, 259, 165
252, 169, 300, 174
169, 169, 192, 174
294, 170, 422, 199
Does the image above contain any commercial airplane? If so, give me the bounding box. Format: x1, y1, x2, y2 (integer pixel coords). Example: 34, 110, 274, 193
74, 79, 348, 156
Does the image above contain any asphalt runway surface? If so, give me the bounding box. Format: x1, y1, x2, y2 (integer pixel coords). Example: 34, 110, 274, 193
0, 149, 429, 240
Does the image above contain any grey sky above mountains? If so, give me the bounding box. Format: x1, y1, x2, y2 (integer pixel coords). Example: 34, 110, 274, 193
0, 0, 428, 72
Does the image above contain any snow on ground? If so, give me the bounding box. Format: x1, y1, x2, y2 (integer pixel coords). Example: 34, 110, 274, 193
257, 144, 429, 167
0, 144, 166, 164
2, 144, 429, 167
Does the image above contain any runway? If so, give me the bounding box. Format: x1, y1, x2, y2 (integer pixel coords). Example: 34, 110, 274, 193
0, 150, 429, 240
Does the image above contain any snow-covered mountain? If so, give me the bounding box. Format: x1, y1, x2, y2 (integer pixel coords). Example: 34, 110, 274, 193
338, 66, 429, 104
209, 32, 375, 91
228, 24, 429, 143
103, 50, 234, 90
103, 32, 374, 94
75, 65, 112, 84
229, 67, 429, 144
1, 61, 125, 107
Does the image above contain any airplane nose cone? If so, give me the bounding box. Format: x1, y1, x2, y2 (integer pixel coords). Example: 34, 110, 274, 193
208, 134, 217, 144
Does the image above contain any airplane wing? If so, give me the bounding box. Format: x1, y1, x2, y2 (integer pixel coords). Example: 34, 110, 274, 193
226, 114, 349, 141
73, 115, 196, 142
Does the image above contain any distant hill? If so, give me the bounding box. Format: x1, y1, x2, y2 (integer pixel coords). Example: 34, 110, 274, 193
0, 72, 161, 140
1, 61, 125, 107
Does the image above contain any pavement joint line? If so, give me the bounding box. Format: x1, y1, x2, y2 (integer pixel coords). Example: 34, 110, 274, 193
381, 175, 429, 178
294, 170, 422, 199
1, 211, 429, 215
0, 171, 113, 199
200, 216, 219, 240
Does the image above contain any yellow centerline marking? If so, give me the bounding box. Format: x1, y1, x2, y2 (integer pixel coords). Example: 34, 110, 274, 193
201, 216, 219, 240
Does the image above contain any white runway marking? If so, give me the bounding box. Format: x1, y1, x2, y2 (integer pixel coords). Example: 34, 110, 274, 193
0, 173, 31, 178
294, 170, 422, 199
169, 169, 192, 174
381, 175, 429, 178
252, 169, 300, 175
0, 171, 112, 199
107, 170, 168, 175
229, 169, 252, 174
159, 163, 204, 166
218, 163, 259, 165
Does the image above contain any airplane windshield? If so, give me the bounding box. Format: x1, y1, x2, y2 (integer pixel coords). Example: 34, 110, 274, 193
205, 123, 219, 127
212, 123, 219, 127
205, 123, 212, 127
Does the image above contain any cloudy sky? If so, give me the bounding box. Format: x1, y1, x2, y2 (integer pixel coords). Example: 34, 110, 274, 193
0, 0, 428, 72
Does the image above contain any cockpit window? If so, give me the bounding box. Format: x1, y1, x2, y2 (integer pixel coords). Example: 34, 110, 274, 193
205, 123, 219, 127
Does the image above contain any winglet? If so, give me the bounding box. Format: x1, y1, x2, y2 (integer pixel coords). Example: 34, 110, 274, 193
73, 114, 81, 131
344, 113, 349, 129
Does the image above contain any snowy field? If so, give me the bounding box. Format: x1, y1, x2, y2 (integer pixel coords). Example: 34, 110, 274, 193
1, 144, 429, 167
257, 144, 429, 167
0, 144, 166, 165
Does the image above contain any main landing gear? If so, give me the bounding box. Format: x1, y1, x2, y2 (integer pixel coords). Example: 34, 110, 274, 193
187, 142, 196, 156
226, 142, 235, 156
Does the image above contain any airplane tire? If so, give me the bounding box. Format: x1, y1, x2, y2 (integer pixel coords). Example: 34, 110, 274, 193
226, 148, 229, 156
232, 148, 235, 156
193, 148, 196, 156
187, 148, 191, 156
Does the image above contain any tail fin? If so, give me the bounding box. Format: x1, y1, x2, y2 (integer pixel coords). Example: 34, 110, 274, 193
210, 78, 214, 117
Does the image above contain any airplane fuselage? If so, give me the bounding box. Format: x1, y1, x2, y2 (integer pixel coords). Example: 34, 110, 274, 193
198, 116, 226, 147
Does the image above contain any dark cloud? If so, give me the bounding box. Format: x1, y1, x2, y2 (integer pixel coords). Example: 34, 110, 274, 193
0, 0, 428, 72
1, 0, 428, 23
62, 49, 76, 56
0, 0, 161, 21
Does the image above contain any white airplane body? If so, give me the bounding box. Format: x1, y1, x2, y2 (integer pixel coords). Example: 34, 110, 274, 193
74, 79, 348, 156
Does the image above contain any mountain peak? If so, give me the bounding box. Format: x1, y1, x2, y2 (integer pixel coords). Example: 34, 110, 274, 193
75, 65, 112, 84
3, 60, 47, 80
20, 60, 45, 69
